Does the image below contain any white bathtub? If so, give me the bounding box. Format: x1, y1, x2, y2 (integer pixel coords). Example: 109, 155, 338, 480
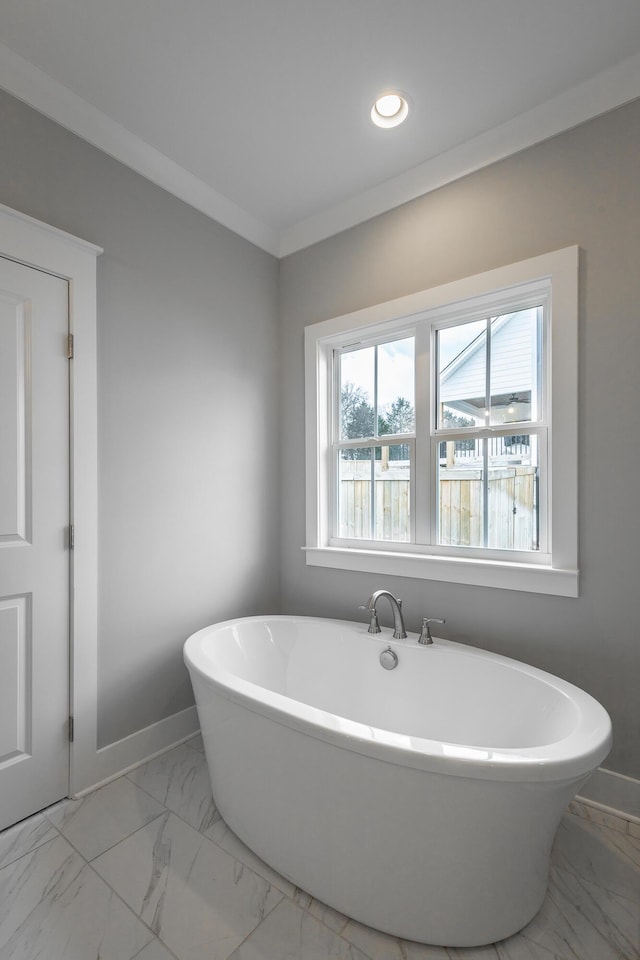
184, 616, 612, 947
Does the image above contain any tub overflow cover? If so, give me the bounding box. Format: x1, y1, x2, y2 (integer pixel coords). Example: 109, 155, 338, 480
380, 646, 399, 670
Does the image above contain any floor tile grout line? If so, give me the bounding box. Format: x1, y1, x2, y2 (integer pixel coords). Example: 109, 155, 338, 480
0, 826, 66, 875
105, 765, 384, 959
19, 760, 634, 960
543, 865, 639, 960
83, 853, 183, 959
22, 809, 540, 960
52, 788, 202, 958
0, 820, 177, 960
521, 931, 582, 960
46, 806, 171, 865
226, 894, 381, 960
1, 797, 634, 960
64, 796, 293, 960
224, 892, 293, 960
81, 805, 287, 960
552, 858, 640, 910
124, 764, 640, 958
552, 859, 640, 907
330, 921, 389, 960
284, 887, 431, 960
123, 768, 174, 817
130, 939, 181, 960
43, 757, 294, 904
120, 745, 311, 902
123, 763, 300, 899
567, 813, 640, 859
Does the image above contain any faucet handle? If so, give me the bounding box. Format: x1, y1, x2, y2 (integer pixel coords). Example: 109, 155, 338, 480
358, 604, 381, 634
419, 617, 445, 645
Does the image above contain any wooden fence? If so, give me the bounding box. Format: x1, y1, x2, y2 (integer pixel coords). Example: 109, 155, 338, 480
339, 477, 411, 541
439, 466, 537, 550
339, 465, 537, 549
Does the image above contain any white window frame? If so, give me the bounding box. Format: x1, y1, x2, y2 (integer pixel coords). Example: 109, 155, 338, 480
333, 332, 417, 545
304, 247, 579, 597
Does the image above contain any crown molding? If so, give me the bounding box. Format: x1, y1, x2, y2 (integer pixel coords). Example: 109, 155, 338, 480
1, 41, 639, 259
278, 50, 640, 256
0, 42, 279, 256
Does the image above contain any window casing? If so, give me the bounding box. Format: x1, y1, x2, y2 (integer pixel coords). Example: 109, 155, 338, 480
304, 248, 578, 596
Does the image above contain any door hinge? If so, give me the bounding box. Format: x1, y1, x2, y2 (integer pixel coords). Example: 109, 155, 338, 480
69, 524, 74, 550
68, 716, 75, 742
67, 333, 74, 359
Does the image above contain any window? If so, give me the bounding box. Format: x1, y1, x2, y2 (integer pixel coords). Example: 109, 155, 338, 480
337, 336, 415, 542
304, 248, 579, 596
434, 307, 544, 554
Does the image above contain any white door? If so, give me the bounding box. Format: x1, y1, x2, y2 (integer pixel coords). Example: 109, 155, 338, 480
0, 255, 69, 831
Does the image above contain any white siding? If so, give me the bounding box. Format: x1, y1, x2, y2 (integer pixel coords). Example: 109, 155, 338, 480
440, 309, 538, 404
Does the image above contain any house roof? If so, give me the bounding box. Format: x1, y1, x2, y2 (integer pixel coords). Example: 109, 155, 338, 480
439, 309, 539, 419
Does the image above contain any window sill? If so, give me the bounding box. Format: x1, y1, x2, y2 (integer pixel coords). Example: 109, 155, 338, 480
303, 546, 579, 597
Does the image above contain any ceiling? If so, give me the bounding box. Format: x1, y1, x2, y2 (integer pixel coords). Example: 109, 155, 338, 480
1, 1, 639, 257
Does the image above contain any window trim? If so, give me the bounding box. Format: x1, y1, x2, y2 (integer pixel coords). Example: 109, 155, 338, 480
304, 247, 579, 597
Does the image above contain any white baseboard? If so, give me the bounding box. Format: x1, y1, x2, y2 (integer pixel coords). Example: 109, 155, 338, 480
72, 705, 199, 798
575, 766, 640, 825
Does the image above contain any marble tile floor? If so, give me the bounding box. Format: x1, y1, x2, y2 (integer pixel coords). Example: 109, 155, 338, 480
0, 736, 638, 960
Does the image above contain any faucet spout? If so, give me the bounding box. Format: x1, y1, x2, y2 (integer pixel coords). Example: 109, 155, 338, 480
367, 589, 407, 639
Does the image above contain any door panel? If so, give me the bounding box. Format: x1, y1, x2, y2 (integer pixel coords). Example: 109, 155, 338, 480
0, 288, 29, 542
0, 596, 29, 762
0, 256, 69, 831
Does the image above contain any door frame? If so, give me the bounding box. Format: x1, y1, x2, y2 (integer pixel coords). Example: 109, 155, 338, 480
0, 202, 101, 797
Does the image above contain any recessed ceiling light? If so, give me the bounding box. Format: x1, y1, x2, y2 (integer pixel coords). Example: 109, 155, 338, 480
371, 92, 409, 129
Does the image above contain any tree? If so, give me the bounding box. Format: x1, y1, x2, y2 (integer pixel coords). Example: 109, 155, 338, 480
379, 396, 415, 435
440, 408, 475, 459
340, 384, 373, 437
378, 396, 414, 461
340, 383, 374, 459
341, 384, 415, 460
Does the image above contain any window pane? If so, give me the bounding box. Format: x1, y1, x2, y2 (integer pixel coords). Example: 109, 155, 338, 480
338, 448, 372, 538
438, 319, 487, 429
378, 338, 415, 435
438, 440, 484, 547
338, 445, 411, 542
489, 308, 541, 425
488, 434, 539, 551
437, 309, 543, 429
374, 445, 411, 541
339, 338, 415, 442
339, 347, 375, 440
438, 434, 540, 551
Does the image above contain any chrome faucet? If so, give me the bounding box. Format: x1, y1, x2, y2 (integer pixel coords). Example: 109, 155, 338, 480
364, 589, 407, 639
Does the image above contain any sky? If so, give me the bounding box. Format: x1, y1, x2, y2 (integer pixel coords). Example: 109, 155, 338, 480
339, 328, 478, 410
340, 337, 414, 410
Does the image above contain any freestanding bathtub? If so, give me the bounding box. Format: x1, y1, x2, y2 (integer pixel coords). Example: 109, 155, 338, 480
184, 615, 612, 947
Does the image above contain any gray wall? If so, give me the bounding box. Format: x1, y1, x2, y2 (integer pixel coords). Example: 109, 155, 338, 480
1, 84, 637, 778
0, 89, 281, 747
280, 99, 640, 779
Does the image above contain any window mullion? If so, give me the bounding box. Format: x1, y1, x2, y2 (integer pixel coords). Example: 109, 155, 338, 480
372, 345, 379, 537
415, 321, 431, 545
482, 439, 489, 549
483, 317, 492, 548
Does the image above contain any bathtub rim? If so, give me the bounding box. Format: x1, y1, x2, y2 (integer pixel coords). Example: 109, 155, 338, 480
184, 615, 612, 784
